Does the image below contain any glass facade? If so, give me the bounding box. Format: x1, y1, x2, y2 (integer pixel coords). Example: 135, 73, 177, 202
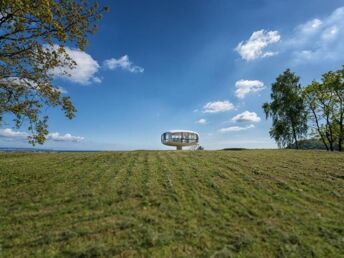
161, 132, 199, 145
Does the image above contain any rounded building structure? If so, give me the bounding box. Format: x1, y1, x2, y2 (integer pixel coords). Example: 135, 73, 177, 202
161, 130, 199, 150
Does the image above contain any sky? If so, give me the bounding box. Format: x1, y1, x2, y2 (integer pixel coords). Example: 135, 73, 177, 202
1, 0, 344, 150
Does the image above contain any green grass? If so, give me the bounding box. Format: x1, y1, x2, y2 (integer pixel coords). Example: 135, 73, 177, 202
1, 150, 344, 257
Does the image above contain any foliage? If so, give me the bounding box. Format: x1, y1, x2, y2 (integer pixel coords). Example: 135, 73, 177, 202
287, 138, 340, 150
222, 148, 246, 151
263, 69, 308, 148
1, 150, 343, 257
304, 66, 344, 151
0, 0, 107, 144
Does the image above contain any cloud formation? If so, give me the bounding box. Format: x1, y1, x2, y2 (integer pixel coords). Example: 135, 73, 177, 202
232, 111, 261, 123
236, 7, 344, 65
202, 100, 235, 113
288, 6, 344, 63
47, 132, 84, 142
196, 118, 207, 124
235, 80, 265, 99
52, 46, 101, 85
219, 124, 255, 132
0, 128, 28, 139
50, 46, 145, 84
235, 30, 281, 61
56, 86, 68, 94
0, 128, 84, 142
103, 55, 144, 73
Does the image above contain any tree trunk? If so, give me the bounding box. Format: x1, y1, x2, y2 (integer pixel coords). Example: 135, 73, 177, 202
326, 131, 334, 151
338, 104, 343, 152
328, 125, 334, 152
334, 90, 344, 151
319, 98, 335, 151
310, 108, 329, 151
291, 124, 299, 149
325, 112, 334, 151
339, 120, 343, 151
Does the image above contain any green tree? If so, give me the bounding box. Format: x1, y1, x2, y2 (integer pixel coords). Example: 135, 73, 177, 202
303, 81, 331, 151
304, 66, 344, 151
332, 66, 344, 151
263, 69, 308, 148
0, 0, 107, 144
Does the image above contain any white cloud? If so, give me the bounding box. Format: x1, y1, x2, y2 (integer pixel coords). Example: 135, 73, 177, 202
56, 86, 68, 94
0, 128, 28, 139
103, 55, 144, 73
203, 100, 235, 113
235, 80, 265, 99
51, 46, 100, 85
0, 128, 84, 142
288, 7, 344, 63
92, 76, 102, 83
321, 26, 338, 41
47, 132, 84, 142
235, 30, 281, 61
232, 111, 261, 123
298, 18, 322, 34
196, 118, 207, 124
1, 78, 71, 96
219, 124, 255, 132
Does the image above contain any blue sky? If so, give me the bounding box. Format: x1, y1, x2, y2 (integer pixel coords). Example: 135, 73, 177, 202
1, 0, 344, 150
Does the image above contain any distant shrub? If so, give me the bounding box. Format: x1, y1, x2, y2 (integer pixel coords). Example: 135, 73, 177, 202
287, 138, 340, 150
222, 148, 246, 151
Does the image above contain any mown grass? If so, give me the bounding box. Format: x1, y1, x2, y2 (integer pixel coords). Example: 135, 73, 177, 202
1, 150, 344, 257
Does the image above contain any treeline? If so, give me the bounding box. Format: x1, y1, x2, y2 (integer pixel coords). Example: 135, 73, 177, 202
263, 66, 344, 151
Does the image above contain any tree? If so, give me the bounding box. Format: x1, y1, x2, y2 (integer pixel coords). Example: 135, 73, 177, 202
304, 66, 344, 151
0, 0, 107, 144
303, 81, 330, 151
332, 66, 344, 151
263, 69, 308, 148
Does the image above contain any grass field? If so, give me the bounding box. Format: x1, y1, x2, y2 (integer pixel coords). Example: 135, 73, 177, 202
1, 150, 344, 257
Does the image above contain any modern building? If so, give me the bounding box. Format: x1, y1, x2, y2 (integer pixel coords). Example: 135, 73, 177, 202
161, 130, 199, 150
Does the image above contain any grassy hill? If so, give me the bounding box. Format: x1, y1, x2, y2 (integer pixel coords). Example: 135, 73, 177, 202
1, 150, 344, 257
